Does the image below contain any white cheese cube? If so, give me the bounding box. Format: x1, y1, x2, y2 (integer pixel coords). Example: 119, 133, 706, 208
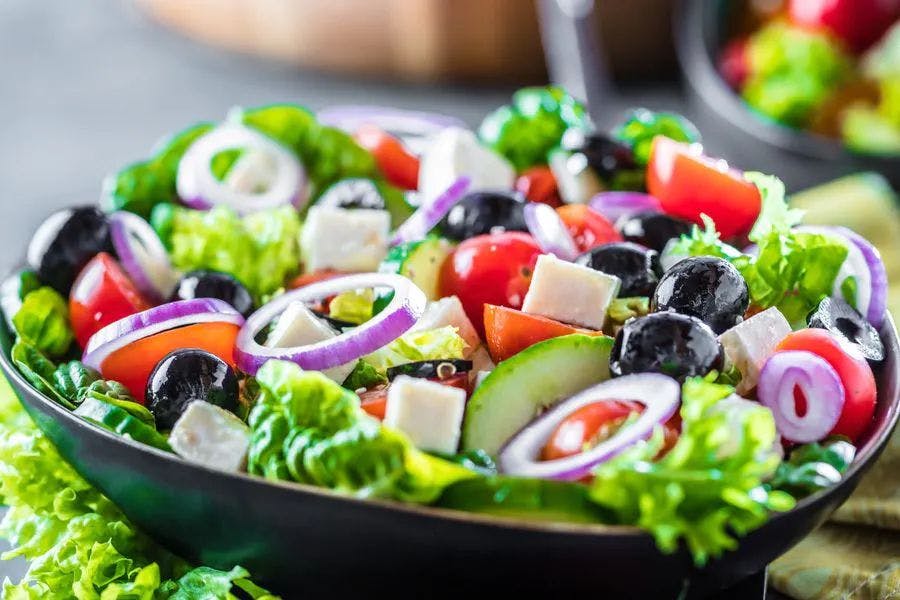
169, 401, 250, 473
411, 296, 480, 353
418, 127, 514, 202
301, 206, 390, 272
266, 301, 356, 384
718, 307, 791, 394
521, 254, 620, 330
384, 375, 466, 454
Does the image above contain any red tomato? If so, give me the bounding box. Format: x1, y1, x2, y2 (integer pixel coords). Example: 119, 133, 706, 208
719, 38, 750, 90
69, 253, 151, 348
789, 0, 900, 53
288, 270, 346, 289
483, 304, 605, 363
99, 322, 240, 403
354, 125, 419, 190
439, 232, 542, 337
647, 137, 761, 239
515, 166, 563, 208
542, 400, 642, 461
776, 329, 877, 442
359, 373, 470, 421
556, 204, 622, 252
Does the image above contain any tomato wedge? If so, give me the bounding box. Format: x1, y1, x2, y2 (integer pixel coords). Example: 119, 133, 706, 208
354, 125, 419, 190
556, 204, 622, 252
359, 373, 470, 421
483, 304, 604, 363
647, 136, 761, 239
99, 322, 240, 403
515, 166, 563, 208
288, 270, 347, 290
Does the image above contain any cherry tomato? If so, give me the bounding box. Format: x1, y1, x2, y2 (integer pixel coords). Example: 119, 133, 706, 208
542, 400, 642, 461
647, 137, 761, 239
776, 329, 877, 442
99, 322, 240, 403
515, 166, 563, 208
359, 373, 470, 421
439, 232, 542, 337
719, 38, 750, 90
789, 0, 900, 53
483, 304, 604, 363
69, 253, 151, 348
556, 204, 622, 252
354, 125, 419, 190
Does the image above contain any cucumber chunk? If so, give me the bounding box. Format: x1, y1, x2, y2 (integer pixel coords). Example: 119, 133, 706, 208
75, 396, 171, 452
375, 236, 453, 312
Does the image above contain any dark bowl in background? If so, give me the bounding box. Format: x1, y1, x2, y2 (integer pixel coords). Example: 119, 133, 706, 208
677, 0, 900, 191
1, 308, 898, 598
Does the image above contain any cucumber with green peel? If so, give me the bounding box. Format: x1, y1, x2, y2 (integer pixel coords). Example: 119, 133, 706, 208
374, 236, 453, 312
461, 334, 614, 455
75, 397, 171, 452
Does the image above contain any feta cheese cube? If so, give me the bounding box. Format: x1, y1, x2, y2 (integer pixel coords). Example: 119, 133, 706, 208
301, 206, 390, 272
266, 301, 356, 384
169, 401, 250, 472
718, 307, 791, 394
521, 254, 620, 330
411, 296, 480, 352
418, 127, 514, 202
384, 375, 466, 454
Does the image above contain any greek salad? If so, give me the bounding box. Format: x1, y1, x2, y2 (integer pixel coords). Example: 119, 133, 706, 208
3, 87, 887, 566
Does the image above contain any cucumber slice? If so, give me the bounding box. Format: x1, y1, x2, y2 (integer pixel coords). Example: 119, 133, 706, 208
75, 397, 171, 452
462, 334, 614, 455
437, 476, 603, 523
376, 236, 453, 308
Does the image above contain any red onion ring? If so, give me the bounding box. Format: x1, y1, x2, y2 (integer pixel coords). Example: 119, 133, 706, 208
234, 273, 426, 375
109, 211, 180, 303
176, 124, 307, 214
390, 176, 470, 246
317, 105, 466, 141
523, 202, 578, 260
757, 350, 845, 443
589, 192, 662, 223
498, 373, 680, 481
83, 298, 245, 370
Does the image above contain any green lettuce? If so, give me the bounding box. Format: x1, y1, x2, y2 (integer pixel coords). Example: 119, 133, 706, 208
364, 326, 467, 374
328, 290, 374, 325
247, 360, 475, 501
165, 205, 301, 300
51, 361, 101, 404
12, 287, 74, 358
11, 341, 72, 409
589, 377, 795, 566
341, 360, 387, 391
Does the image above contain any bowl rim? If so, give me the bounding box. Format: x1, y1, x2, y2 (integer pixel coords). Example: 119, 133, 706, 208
675, 0, 900, 164
2, 306, 898, 540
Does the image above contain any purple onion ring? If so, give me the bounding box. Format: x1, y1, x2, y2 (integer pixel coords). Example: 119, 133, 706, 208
109, 211, 180, 303
523, 202, 579, 261
390, 176, 470, 246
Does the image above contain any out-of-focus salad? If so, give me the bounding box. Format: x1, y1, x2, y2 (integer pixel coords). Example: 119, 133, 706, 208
719, 0, 900, 154
3, 88, 888, 568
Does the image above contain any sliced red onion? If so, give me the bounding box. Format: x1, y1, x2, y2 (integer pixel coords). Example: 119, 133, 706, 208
796, 225, 886, 328
498, 373, 680, 481
390, 176, 470, 246
82, 298, 245, 370
589, 192, 662, 222
109, 211, 180, 303
317, 105, 465, 142
176, 124, 307, 214
523, 202, 578, 260
234, 273, 426, 375
757, 350, 845, 443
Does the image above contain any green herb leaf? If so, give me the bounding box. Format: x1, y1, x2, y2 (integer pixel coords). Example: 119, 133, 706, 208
51, 360, 101, 404
12, 287, 74, 358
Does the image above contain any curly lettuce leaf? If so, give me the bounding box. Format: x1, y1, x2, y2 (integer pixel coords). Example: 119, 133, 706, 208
329, 290, 373, 325
364, 326, 467, 374
589, 377, 795, 566
12, 287, 74, 358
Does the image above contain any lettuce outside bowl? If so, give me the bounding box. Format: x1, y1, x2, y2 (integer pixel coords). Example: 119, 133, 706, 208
677, 0, 900, 191
0, 307, 897, 598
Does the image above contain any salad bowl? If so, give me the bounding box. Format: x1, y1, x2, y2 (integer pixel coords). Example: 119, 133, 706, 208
1, 310, 897, 598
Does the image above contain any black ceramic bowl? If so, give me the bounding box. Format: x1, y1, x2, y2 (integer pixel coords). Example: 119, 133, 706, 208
1, 314, 898, 598
677, 0, 900, 191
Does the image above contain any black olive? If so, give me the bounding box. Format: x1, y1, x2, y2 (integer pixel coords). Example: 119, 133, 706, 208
610, 312, 723, 381
171, 270, 254, 317
651, 256, 749, 335
438, 190, 528, 241
26, 207, 113, 294
320, 178, 385, 210
146, 349, 239, 430
386, 359, 473, 381
575, 242, 659, 297
616, 211, 692, 253
809, 296, 884, 361
561, 130, 637, 179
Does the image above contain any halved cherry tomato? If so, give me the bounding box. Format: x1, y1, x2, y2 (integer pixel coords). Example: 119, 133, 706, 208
719, 38, 750, 90
789, 0, 900, 53
556, 204, 622, 252
359, 373, 470, 421
99, 322, 240, 403
354, 125, 419, 190
776, 329, 877, 442
515, 166, 563, 208
647, 137, 761, 239
69, 253, 151, 348
288, 269, 347, 290
483, 304, 605, 363
439, 232, 542, 337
